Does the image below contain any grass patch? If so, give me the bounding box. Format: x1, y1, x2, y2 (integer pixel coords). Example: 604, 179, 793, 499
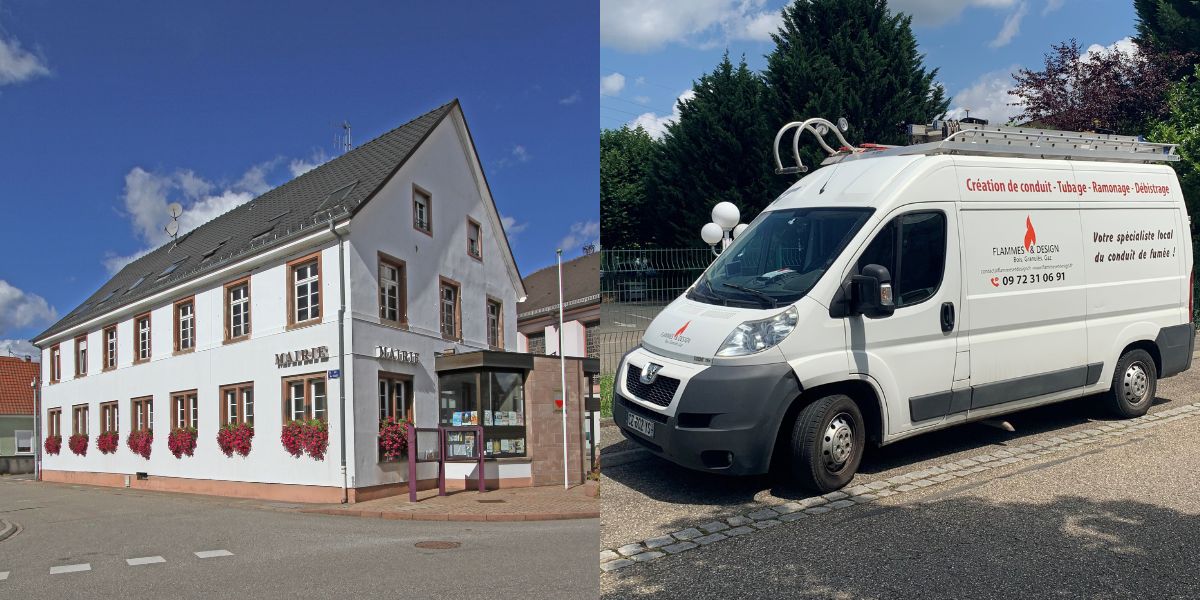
600, 373, 614, 418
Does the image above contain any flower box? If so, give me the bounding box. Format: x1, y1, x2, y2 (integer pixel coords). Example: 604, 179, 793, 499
45, 434, 62, 455
167, 427, 198, 458
281, 419, 328, 460
97, 431, 119, 454
68, 433, 88, 456
127, 429, 153, 459
217, 423, 254, 457
378, 417, 412, 461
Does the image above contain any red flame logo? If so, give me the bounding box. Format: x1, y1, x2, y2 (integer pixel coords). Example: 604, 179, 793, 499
674, 321, 691, 338
1023, 216, 1036, 251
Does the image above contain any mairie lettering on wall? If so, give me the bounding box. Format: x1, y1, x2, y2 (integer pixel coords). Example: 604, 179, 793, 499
377, 346, 420, 364
275, 346, 330, 368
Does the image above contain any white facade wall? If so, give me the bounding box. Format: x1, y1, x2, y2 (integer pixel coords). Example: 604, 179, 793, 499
37, 111, 525, 494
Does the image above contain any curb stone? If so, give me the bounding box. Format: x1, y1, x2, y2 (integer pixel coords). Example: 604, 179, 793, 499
599, 401, 1200, 573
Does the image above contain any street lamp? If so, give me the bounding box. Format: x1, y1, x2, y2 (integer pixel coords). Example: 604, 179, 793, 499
31, 375, 40, 481
702, 201, 746, 255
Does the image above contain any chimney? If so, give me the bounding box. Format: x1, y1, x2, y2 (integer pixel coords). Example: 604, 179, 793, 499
24, 355, 31, 362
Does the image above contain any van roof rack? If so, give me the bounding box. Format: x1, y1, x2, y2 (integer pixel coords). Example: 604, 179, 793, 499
774, 118, 1179, 175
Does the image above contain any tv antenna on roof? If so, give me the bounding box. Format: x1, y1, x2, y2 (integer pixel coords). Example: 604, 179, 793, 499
337, 121, 352, 154
165, 202, 182, 249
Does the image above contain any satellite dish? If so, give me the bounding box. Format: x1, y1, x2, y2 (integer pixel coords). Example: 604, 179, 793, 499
165, 221, 179, 237
168, 202, 183, 218
837, 117, 849, 132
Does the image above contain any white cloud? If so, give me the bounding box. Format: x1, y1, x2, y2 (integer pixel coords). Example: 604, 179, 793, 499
1084, 36, 1137, 60
559, 90, 581, 105
889, 0, 1019, 27
559, 221, 600, 252
633, 95, 651, 104
600, 0, 782, 53
1042, 0, 1065, 15
0, 280, 56, 336
104, 161, 279, 273
501, 215, 530, 238
601, 72, 626, 96
988, 1, 1028, 48
495, 145, 532, 171
288, 150, 329, 177
634, 76, 646, 85
0, 26, 50, 86
944, 65, 1024, 125
628, 89, 696, 139
0, 339, 39, 361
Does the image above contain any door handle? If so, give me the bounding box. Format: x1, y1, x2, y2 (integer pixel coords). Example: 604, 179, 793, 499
940, 302, 955, 332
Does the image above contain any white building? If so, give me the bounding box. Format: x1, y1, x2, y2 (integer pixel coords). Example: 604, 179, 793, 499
32, 100, 539, 503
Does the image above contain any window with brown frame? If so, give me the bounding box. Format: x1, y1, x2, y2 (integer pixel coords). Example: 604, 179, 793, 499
49, 344, 61, 383
174, 298, 196, 353
135, 313, 152, 363
224, 277, 251, 342
131, 396, 153, 432
287, 254, 322, 327
486, 297, 503, 349
220, 383, 254, 426
439, 277, 462, 341
99, 401, 119, 434
72, 404, 89, 436
378, 373, 412, 422
74, 334, 88, 377
467, 218, 483, 260
103, 325, 118, 370
47, 408, 61, 438
378, 254, 407, 327
281, 373, 328, 423
171, 390, 198, 430
413, 185, 432, 235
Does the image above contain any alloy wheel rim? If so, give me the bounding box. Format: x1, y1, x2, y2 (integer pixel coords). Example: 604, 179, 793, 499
822, 412, 854, 470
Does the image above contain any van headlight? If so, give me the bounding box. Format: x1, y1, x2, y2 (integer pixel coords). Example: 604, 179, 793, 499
716, 306, 799, 357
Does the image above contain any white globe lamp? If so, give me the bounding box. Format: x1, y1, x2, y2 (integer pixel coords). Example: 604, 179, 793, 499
701, 222, 724, 246
711, 202, 740, 231
732, 223, 749, 239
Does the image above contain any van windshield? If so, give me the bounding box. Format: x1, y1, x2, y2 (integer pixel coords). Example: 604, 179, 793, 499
689, 207, 874, 308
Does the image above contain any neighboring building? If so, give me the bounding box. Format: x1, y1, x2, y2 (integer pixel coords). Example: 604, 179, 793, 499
516, 252, 601, 468
30, 100, 598, 502
516, 252, 600, 358
0, 355, 38, 475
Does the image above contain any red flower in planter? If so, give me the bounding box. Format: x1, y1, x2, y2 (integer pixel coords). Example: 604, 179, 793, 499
127, 430, 153, 459
167, 427, 198, 458
281, 419, 328, 460
378, 417, 412, 460
217, 423, 254, 457
68, 433, 88, 456
44, 434, 62, 455
97, 431, 120, 454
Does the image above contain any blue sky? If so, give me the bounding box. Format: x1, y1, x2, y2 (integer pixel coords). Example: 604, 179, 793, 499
601, 0, 1138, 135
0, 1, 599, 356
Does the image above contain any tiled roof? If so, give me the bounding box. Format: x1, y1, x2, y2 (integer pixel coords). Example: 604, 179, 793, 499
0, 356, 38, 415
34, 100, 460, 343
517, 253, 600, 317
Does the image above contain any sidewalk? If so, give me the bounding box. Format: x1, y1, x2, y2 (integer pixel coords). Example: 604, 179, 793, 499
301, 482, 600, 522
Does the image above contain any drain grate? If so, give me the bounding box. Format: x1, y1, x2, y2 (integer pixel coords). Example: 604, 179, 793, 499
414, 541, 461, 550
476, 499, 506, 504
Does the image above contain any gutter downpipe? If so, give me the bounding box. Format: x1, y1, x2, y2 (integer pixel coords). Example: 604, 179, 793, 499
330, 217, 349, 504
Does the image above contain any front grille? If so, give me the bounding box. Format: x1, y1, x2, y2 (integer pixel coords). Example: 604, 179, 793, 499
625, 364, 681, 408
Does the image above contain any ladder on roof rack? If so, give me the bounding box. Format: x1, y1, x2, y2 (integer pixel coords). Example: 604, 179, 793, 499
903, 122, 1179, 163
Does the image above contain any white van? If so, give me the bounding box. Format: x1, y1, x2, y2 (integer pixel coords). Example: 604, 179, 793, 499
614, 119, 1195, 492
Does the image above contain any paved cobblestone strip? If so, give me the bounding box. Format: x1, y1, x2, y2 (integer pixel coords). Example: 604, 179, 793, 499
600, 402, 1200, 573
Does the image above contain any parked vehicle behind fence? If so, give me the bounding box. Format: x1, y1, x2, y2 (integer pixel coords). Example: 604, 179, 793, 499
614, 118, 1195, 492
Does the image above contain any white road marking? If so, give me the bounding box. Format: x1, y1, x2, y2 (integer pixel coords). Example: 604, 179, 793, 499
126, 556, 166, 566
49, 563, 90, 575
194, 550, 233, 559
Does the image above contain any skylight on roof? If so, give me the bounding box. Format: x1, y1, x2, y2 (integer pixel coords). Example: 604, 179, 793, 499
127, 275, 148, 292
201, 238, 229, 260
97, 289, 119, 304
159, 259, 187, 278
317, 181, 358, 211
251, 224, 276, 244
268, 209, 291, 222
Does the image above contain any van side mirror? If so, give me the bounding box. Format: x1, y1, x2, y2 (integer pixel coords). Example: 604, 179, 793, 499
850, 264, 895, 318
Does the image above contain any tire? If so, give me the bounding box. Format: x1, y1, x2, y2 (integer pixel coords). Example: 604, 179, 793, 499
1106, 349, 1157, 418
789, 394, 865, 493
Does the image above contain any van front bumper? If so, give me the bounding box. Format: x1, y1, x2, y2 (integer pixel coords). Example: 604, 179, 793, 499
613, 351, 801, 476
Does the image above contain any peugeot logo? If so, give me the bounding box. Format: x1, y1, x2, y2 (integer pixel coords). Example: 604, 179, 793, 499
640, 363, 663, 385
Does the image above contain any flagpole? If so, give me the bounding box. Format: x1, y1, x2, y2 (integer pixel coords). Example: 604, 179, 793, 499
557, 249, 569, 490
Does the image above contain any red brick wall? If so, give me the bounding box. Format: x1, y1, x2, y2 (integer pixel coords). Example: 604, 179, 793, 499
526, 356, 589, 486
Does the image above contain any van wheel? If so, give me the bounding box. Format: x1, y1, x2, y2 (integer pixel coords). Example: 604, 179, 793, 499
789, 394, 865, 493
1106, 349, 1157, 418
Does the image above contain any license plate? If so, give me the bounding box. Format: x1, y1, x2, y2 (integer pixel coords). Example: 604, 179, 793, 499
626, 412, 656, 438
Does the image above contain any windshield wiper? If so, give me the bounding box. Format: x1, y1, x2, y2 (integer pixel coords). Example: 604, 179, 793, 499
721, 283, 777, 308
690, 278, 728, 306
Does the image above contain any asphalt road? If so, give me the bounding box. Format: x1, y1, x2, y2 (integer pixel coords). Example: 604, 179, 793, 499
0, 479, 597, 598
601, 361, 1200, 599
